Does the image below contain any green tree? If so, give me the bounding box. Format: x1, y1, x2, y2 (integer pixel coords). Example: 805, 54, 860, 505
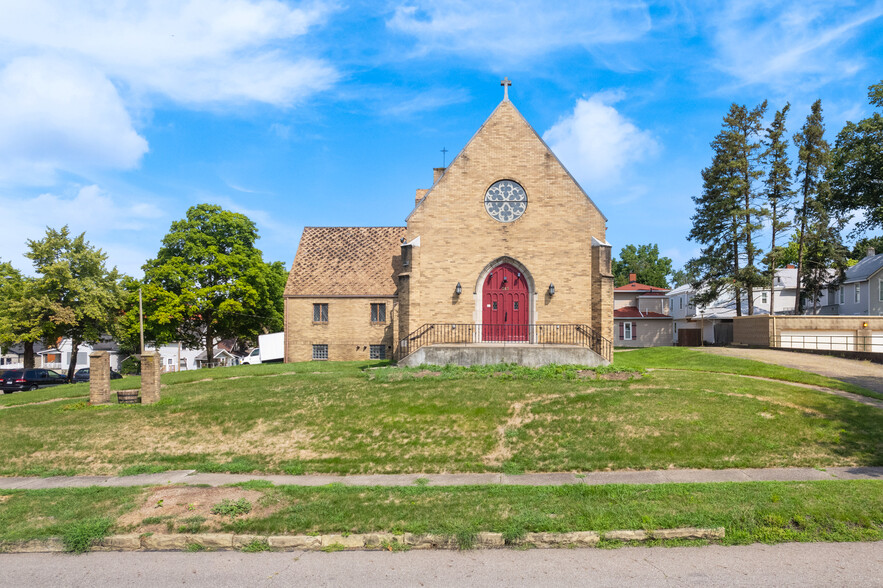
724, 101, 768, 314
669, 267, 696, 288
129, 204, 285, 365
612, 244, 673, 288
687, 101, 767, 313
792, 100, 832, 314
688, 145, 740, 309
828, 81, 883, 234
761, 104, 794, 316
0, 261, 50, 369
850, 235, 883, 260
25, 227, 127, 379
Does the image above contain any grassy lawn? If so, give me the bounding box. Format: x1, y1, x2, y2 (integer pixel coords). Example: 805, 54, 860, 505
614, 347, 883, 400
0, 350, 880, 476
1, 480, 881, 551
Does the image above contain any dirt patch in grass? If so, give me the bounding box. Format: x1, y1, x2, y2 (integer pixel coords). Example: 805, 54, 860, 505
118, 486, 269, 534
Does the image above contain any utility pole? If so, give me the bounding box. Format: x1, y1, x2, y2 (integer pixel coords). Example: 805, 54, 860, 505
139, 288, 145, 355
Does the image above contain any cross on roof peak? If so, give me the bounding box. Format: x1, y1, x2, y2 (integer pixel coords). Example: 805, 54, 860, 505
501, 77, 511, 101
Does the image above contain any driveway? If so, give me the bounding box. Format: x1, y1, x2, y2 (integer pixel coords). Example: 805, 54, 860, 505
699, 347, 883, 396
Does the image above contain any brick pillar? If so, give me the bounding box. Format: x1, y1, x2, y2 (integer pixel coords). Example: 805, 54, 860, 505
139, 352, 162, 404
88, 351, 112, 405
591, 238, 614, 361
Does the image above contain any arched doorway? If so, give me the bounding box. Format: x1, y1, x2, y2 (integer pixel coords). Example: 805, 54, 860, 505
482, 262, 529, 341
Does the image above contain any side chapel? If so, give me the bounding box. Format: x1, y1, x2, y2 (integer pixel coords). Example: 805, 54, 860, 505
284, 81, 614, 366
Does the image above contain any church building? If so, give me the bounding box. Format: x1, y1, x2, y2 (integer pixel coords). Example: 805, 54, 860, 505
284, 81, 614, 366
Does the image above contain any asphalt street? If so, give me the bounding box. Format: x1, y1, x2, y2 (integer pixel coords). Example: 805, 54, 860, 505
2, 542, 881, 587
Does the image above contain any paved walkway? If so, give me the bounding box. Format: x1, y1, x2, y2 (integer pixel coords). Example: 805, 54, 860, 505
1, 466, 881, 490
5, 542, 883, 587
699, 347, 883, 396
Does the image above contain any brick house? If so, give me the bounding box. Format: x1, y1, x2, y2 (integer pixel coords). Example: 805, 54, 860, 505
284, 86, 614, 366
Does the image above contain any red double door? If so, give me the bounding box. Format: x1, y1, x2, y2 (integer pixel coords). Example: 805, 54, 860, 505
482, 263, 529, 341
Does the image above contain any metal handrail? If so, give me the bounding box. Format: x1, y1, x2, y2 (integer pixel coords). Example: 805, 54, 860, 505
395, 323, 613, 363
773, 334, 882, 353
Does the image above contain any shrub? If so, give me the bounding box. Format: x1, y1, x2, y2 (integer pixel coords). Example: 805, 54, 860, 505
120, 356, 141, 375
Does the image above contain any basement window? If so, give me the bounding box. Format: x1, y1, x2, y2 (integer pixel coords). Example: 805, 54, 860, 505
312, 344, 328, 361
370, 345, 386, 360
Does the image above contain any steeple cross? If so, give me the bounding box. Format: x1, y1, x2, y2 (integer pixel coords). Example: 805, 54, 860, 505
501, 77, 511, 101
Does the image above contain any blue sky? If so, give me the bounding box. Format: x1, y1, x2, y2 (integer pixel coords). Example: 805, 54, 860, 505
1, 0, 882, 277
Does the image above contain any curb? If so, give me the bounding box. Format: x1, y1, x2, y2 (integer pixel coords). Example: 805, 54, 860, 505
0, 527, 725, 554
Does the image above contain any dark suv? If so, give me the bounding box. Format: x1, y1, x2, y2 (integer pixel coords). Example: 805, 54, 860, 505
0, 369, 70, 393
72, 368, 123, 383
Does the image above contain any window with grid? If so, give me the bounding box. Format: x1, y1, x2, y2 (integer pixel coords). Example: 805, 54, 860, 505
370, 303, 386, 323
313, 303, 328, 323
855, 285, 861, 303
312, 344, 328, 360
369, 345, 386, 360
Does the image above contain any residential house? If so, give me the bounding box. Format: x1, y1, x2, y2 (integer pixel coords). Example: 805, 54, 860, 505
822, 248, 883, 316
613, 274, 672, 347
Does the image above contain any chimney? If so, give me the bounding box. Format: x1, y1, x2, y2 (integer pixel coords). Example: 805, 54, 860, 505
786, 264, 795, 269
628, 273, 637, 284
867, 247, 876, 258
433, 167, 446, 183
415, 189, 428, 206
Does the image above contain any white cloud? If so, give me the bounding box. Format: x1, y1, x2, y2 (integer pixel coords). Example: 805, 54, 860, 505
0, 57, 149, 185
0, 184, 165, 275
705, 1, 883, 89
0, 0, 339, 106
387, 1, 652, 64
542, 91, 658, 189
0, 1, 339, 184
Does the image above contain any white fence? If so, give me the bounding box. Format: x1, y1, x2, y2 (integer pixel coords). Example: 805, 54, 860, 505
777, 330, 883, 353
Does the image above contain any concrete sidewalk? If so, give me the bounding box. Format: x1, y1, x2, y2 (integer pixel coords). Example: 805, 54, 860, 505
1, 466, 881, 490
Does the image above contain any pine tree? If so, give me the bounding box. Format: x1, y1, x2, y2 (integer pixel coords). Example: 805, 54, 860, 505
688, 147, 739, 308
687, 101, 767, 314
792, 100, 830, 314
761, 104, 794, 316
723, 101, 768, 314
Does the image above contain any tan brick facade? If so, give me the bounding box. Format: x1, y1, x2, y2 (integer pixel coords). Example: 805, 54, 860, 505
284, 97, 613, 363
285, 297, 397, 362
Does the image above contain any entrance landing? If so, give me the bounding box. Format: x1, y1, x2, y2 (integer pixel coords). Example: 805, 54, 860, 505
397, 343, 609, 368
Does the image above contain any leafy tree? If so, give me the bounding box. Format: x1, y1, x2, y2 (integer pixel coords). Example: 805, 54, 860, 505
669, 267, 696, 288
792, 100, 832, 314
761, 104, 794, 315
800, 205, 848, 313
850, 235, 883, 260
128, 204, 285, 365
26, 227, 127, 379
0, 261, 50, 369
612, 244, 673, 288
828, 81, 883, 234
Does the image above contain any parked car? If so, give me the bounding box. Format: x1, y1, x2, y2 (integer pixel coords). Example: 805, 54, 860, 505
72, 368, 123, 383
0, 369, 70, 393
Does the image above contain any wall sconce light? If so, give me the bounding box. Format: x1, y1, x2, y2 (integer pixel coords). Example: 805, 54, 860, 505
548, 283, 555, 296
455, 282, 462, 295
862, 321, 869, 328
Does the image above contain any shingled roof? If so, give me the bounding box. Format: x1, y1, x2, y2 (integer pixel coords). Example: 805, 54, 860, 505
285, 227, 406, 297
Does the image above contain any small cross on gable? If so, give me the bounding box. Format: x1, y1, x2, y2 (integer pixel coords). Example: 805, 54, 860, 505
501, 77, 511, 101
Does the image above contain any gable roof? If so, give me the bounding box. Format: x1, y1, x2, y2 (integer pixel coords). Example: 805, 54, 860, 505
843, 252, 883, 284
285, 227, 406, 297
614, 306, 670, 319
614, 282, 668, 293
407, 98, 606, 222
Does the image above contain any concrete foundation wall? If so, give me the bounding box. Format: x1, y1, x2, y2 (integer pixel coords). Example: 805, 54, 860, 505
398, 344, 609, 368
